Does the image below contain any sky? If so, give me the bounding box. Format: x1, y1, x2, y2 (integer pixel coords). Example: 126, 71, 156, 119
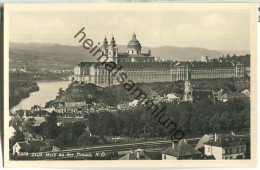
9, 9, 251, 51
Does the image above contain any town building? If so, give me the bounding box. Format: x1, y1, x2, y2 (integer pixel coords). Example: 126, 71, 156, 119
13, 140, 52, 155
162, 140, 202, 160
70, 33, 246, 87
218, 92, 249, 102
165, 93, 181, 103
119, 149, 152, 160
204, 134, 246, 160
65, 101, 88, 113
117, 103, 130, 110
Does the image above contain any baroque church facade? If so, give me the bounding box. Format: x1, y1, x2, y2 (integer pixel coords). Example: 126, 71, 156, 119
71, 33, 246, 87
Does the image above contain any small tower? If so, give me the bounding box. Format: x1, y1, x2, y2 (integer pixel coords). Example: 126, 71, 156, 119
101, 35, 108, 56
148, 48, 151, 55
107, 35, 118, 63
183, 65, 193, 102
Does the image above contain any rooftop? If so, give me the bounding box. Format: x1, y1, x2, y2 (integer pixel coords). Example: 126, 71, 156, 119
162, 140, 201, 157
119, 150, 151, 160
17, 140, 50, 148
219, 92, 249, 99
204, 135, 246, 147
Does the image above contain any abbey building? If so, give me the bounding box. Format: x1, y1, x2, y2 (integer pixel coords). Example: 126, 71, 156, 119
71, 33, 246, 87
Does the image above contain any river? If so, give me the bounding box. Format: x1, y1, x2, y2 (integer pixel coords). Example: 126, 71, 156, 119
11, 81, 71, 112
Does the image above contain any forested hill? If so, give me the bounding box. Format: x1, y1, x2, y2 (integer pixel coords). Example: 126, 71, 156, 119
9, 42, 249, 69
9, 80, 39, 109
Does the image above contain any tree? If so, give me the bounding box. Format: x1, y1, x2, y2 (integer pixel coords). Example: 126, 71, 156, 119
25, 117, 36, 133
9, 131, 25, 152
41, 112, 58, 139
226, 54, 231, 59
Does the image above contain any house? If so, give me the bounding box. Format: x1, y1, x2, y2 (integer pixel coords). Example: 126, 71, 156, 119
241, 89, 250, 97
31, 105, 42, 111
166, 93, 180, 103
195, 134, 211, 153
129, 100, 139, 107
192, 90, 215, 102
15, 110, 33, 119
117, 103, 130, 110
119, 149, 151, 160
12, 140, 52, 155
162, 140, 202, 160
33, 110, 50, 117
65, 102, 88, 113
204, 134, 246, 160
50, 101, 66, 113
218, 92, 249, 102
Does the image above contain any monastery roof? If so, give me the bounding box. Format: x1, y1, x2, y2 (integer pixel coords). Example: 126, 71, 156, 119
191, 61, 234, 68
162, 140, 201, 157
118, 53, 153, 58
118, 62, 175, 69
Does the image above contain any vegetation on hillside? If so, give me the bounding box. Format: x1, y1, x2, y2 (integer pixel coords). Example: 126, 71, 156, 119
9, 80, 39, 109
54, 77, 250, 107
215, 54, 250, 67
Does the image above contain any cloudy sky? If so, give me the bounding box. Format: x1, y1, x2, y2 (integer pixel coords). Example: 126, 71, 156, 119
9, 9, 250, 51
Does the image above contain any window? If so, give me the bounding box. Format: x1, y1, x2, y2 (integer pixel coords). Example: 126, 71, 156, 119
164, 155, 166, 160
132, 50, 134, 53
237, 147, 239, 152
225, 149, 228, 154
230, 148, 232, 154
241, 147, 244, 152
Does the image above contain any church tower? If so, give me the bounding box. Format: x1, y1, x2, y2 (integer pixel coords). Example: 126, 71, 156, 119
183, 65, 193, 102
107, 35, 118, 63
101, 35, 108, 56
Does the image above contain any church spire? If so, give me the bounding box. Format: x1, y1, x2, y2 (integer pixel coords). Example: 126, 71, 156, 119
110, 35, 116, 47
103, 35, 108, 44
132, 31, 136, 39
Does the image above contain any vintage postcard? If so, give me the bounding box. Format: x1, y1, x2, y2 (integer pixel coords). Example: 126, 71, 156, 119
3, 3, 257, 168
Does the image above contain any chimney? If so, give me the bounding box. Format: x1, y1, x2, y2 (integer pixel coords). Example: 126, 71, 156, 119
215, 133, 217, 142
172, 142, 175, 149
24, 110, 26, 117
137, 151, 140, 159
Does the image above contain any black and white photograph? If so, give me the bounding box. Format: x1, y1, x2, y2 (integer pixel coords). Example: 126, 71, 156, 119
3, 3, 257, 168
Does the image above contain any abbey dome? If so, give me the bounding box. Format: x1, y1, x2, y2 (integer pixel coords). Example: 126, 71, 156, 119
127, 33, 142, 54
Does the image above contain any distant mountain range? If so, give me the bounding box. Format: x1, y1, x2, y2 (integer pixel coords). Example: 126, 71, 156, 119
9, 42, 250, 69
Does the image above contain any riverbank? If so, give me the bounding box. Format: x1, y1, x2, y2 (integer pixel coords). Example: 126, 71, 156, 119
9, 80, 39, 109
10, 81, 71, 111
